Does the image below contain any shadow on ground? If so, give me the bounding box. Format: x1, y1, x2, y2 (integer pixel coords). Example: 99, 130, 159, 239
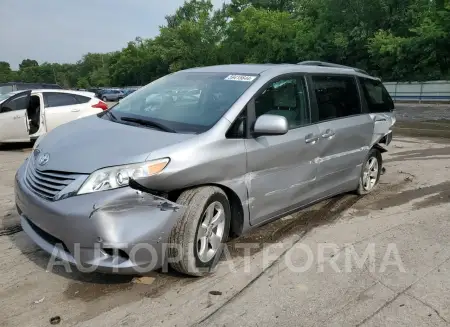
0, 142, 34, 152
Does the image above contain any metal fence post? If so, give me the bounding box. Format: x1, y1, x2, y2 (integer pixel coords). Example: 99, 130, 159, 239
394, 82, 398, 101
419, 83, 424, 103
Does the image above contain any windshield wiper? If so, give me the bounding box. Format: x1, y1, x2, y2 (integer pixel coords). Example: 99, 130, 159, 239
105, 110, 118, 121
120, 116, 176, 133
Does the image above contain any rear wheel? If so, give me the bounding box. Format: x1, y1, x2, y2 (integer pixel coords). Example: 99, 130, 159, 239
102, 96, 107, 102
357, 148, 382, 195
168, 186, 231, 276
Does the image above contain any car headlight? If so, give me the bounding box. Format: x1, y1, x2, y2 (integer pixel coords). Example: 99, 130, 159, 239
77, 158, 170, 195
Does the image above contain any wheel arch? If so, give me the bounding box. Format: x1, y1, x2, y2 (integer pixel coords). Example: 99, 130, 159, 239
168, 183, 245, 238
372, 143, 387, 154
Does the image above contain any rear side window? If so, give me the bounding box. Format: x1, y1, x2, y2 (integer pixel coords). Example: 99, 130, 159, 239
359, 78, 394, 113
312, 75, 361, 121
73, 94, 91, 103
45, 93, 78, 107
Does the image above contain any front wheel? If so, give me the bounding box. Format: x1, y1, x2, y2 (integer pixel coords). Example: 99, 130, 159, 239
356, 148, 382, 195
168, 186, 231, 276
102, 96, 107, 102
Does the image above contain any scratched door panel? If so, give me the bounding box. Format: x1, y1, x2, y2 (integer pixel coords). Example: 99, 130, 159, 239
315, 114, 373, 193
245, 124, 320, 225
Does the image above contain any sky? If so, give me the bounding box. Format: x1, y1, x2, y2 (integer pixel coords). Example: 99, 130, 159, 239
0, 0, 226, 69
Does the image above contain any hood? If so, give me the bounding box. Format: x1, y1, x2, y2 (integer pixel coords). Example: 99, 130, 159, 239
35, 115, 195, 173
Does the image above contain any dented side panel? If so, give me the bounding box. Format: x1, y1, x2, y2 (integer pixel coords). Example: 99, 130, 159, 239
370, 112, 396, 146
244, 125, 321, 225
314, 114, 373, 196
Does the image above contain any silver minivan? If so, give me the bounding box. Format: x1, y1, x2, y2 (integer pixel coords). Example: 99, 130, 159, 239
15, 62, 395, 276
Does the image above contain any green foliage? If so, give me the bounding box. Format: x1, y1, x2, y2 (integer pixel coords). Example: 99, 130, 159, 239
1, 0, 449, 87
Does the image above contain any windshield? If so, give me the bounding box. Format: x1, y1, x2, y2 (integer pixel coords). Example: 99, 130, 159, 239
107, 72, 258, 133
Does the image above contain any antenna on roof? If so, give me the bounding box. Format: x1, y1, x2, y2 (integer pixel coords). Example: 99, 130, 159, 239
297, 61, 369, 75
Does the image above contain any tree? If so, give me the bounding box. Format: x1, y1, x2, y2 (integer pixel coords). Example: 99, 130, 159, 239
0, 61, 14, 82
1, 0, 449, 85
19, 59, 39, 70
157, 0, 226, 72
222, 7, 309, 64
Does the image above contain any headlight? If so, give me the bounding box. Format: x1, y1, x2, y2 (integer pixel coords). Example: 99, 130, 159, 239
77, 158, 169, 195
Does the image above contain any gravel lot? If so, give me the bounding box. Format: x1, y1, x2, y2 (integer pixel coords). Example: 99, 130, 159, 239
1, 104, 450, 327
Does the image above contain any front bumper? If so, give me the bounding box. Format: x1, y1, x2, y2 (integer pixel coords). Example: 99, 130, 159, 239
15, 162, 185, 274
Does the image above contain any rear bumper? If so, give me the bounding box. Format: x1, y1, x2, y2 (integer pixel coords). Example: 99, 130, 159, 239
15, 162, 185, 274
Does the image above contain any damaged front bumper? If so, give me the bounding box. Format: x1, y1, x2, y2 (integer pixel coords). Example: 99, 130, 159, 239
15, 163, 185, 274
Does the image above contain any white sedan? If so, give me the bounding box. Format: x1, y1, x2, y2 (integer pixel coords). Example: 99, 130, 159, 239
0, 89, 108, 143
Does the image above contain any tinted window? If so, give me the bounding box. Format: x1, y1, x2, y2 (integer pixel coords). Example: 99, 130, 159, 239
359, 78, 394, 113
255, 76, 310, 129
74, 94, 91, 103
312, 75, 361, 121
45, 93, 78, 107
0, 93, 29, 112
109, 72, 258, 133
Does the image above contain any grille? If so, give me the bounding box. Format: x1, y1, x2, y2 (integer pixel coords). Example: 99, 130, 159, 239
25, 160, 79, 201
26, 217, 70, 252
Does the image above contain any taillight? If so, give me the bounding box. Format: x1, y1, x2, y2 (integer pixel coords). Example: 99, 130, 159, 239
92, 101, 108, 111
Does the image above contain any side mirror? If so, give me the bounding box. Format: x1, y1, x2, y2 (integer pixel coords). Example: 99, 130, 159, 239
253, 114, 288, 137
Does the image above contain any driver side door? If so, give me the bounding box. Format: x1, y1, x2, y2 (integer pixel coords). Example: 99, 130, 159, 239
0, 91, 31, 142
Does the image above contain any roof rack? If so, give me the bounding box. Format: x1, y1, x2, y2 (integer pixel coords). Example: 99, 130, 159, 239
297, 61, 369, 76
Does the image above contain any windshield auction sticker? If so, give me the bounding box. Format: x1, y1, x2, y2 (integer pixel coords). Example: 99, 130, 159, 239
224, 75, 257, 82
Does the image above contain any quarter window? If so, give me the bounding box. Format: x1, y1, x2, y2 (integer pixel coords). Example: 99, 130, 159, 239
359, 78, 394, 113
312, 75, 361, 121
254, 76, 310, 129
45, 93, 78, 107
74, 94, 91, 104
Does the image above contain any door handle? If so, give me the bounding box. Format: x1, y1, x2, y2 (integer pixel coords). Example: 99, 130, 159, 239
13, 115, 21, 119
70, 108, 80, 112
321, 129, 335, 138
305, 134, 319, 144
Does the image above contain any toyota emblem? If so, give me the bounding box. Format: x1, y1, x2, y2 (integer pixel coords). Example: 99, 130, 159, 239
38, 153, 50, 166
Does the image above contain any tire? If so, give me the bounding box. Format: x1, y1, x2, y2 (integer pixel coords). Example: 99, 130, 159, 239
168, 186, 231, 276
356, 148, 382, 195
102, 96, 107, 102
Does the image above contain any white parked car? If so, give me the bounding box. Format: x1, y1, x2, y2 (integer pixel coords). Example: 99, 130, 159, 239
0, 89, 108, 143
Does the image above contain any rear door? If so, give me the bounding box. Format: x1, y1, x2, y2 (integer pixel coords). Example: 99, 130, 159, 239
358, 78, 395, 145
310, 74, 373, 197
245, 74, 321, 225
0, 91, 31, 142
43, 92, 85, 130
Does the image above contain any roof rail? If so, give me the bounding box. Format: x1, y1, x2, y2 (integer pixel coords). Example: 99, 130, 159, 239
297, 61, 369, 76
